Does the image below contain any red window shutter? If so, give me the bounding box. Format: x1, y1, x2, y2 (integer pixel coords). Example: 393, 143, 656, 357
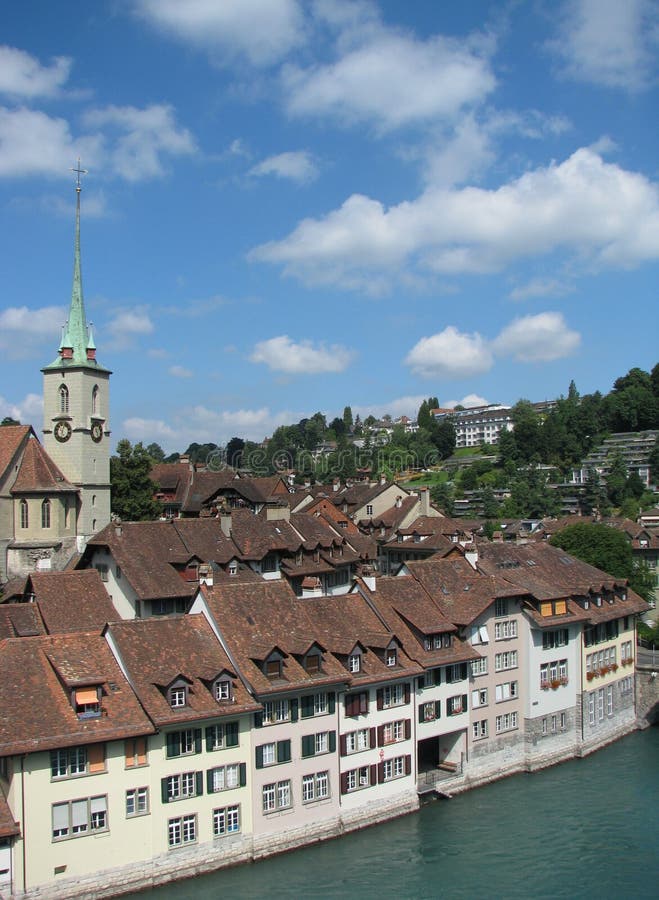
88, 743, 105, 773
340, 772, 349, 794
405, 754, 411, 776
404, 683, 410, 704
136, 738, 146, 765
404, 719, 411, 740
359, 692, 368, 715
377, 725, 384, 747
377, 761, 384, 784
369, 727, 376, 749
340, 734, 347, 757
124, 739, 135, 767
370, 764, 377, 786
376, 689, 384, 711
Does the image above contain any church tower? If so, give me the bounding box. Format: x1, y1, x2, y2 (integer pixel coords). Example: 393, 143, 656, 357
42, 162, 111, 545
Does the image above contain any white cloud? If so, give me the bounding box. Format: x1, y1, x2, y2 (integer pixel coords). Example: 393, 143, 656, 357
508, 277, 573, 301
169, 365, 193, 378
550, 0, 659, 90
0, 392, 43, 425
83, 104, 196, 181
352, 395, 427, 421
134, 0, 306, 66
106, 308, 154, 350
491, 312, 581, 362
0, 46, 72, 99
122, 417, 178, 444
0, 305, 65, 358
0, 107, 99, 178
282, 28, 495, 132
251, 148, 659, 289
250, 335, 354, 374
248, 151, 318, 184
405, 326, 493, 379
443, 394, 489, 409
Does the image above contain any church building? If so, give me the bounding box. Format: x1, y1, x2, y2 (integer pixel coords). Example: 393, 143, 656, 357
0, 166, 111, 582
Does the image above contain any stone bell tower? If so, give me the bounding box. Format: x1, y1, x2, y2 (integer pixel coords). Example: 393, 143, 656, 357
42, 161, 112, 546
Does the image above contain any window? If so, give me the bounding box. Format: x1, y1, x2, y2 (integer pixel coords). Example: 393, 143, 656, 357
207, 763, 244, 792
471, 688, 488, 708
540, 660, 568, 688
74, 687, 101, 719
380, 683, 405, 709
168, 814, 196, 848
386, 648, 397, 667
542, 629, 569, 650
166, 729, 201, 758
420, 701, 441, 722
214, 679, 232, 702
256, 740, 291, 768
262, 699, 290, 724
206, 722, 239, 751
597, 688, 605, 722
471, 658, 488, 677
344, 691, 368, 717
348, 652, 361, 673
495, 681, 518, 703
366, 504, 374, 516
446, 664, 468, 683
162, 771, 202, 803
262, 554, 278, 573
262, 780, 292, 812
447, 695, 468, 716
19, 499, 28, 529
41, 498, 51, 529
495, 712, 518, 734
495, 598, 508, 618
51, 745, 104, 779
92, 385, 99, 415
300, 691, 333, 718
52, 796, 108, 840
265, 658, 282, 679
472, 720, 488, 740
169, 687, 186, 708
494, 620, 517, 641
302, 771, 330, 802
495, 651, 518, 672
305, 653, 321, 674
620, 640, 633, 662
343, 765, 374, 792
606, 685, 614, 717
344, 728, 371, 754
301, 731, 336, 758
59, 384, 69, 414
588, 692, 596, 726
213, 804, 240, 837
126, 787, 149, 817
619, 676, 633, 694
382, 720, 406, 744
382, 756, 406, 781
470, 625, 490, 645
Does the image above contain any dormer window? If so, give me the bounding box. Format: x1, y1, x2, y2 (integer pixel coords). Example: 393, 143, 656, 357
228, 560, 238, 576
305, 653, 321, 674
169, 686, 187, 708
386, 648, 397, 667
74, 687, 101, 719
348, 652, 361, 673
265, 658, 282, 679
213, 678, 232, 702
296, 550, 303, 565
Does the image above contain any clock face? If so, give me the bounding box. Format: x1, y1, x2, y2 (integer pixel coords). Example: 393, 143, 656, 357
91, 423, 103, 443
54, 421, 71, 442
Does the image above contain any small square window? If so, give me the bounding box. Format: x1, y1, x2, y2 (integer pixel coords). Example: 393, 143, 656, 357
170, 687, 186, 708
348, 653, 361, 673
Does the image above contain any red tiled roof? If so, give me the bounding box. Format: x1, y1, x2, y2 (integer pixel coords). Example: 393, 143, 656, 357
11, 435, 77, 494
24, 569, 119, 633
0, 425, 32, 482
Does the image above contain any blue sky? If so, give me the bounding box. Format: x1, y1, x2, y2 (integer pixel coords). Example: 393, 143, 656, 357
1, 0, 658, 453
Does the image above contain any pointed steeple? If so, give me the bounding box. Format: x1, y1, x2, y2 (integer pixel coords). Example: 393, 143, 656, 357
44, 161, 108, 372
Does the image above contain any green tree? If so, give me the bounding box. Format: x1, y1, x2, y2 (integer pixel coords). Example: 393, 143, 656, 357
549, 523, 633, 579
145, 442, 165, 462
342, 406, 353, 432
225, 437, 245, 468
606, 453, 628, 507
111, 440, 162, 521
1, 416, 20, 426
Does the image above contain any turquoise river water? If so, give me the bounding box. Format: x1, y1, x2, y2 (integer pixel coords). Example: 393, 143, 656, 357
135, 728, 659, 900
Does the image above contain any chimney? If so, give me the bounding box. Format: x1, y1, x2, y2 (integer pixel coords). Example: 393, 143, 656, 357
198, 563, 213, 587
332, 478, 340, 492
114, 519, 122, 537
464, 542, 478, 570
220, 512, 232, 537
380, 473, 386, 485
418, 487, 430, 517
395, 495, 402, 509
361, 565, 376, 592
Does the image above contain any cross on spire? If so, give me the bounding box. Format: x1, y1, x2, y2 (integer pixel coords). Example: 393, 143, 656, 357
71, 158, 87, 192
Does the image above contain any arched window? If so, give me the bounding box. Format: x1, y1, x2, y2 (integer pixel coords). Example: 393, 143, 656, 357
59, 384, 69, 414
20, 499, 28, 529
41, 498, 51, 529
64, 497, 70, 528
92, 494, 96, 507
92, 385, 99, 416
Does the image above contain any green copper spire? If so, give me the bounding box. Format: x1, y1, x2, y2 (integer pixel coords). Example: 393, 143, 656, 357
44, 161, 109, 372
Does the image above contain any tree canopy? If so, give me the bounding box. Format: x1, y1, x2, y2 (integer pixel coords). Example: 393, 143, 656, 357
110, 440, 162, 522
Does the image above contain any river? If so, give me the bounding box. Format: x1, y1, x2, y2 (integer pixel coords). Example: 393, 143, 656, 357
135, 728, 659, 899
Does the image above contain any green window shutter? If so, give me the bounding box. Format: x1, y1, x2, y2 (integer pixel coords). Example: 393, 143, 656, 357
254, 711, 263, 728
239, 762, 247, 787
418, 704, 425, 724
417, 675, 424, 689
161, 777, 169, 804
205, 726, 213, 752
255, 745, 264, 769
301, 735, 314, 758
207, 768, 215, 793
290, 699, 299, 722
300, 695, 313, 718
435, 700, 441, 719
277, 739, 291, 763
194, 729, 202, 754
195, 770, 203, 796
226, 722, 239, 747
328, 692, 336, 714
460, 663, 468, 680
328, 731, 336, 753
462, 693, 468, 711
433, 668, 442, 686
166, 732, 180, 758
